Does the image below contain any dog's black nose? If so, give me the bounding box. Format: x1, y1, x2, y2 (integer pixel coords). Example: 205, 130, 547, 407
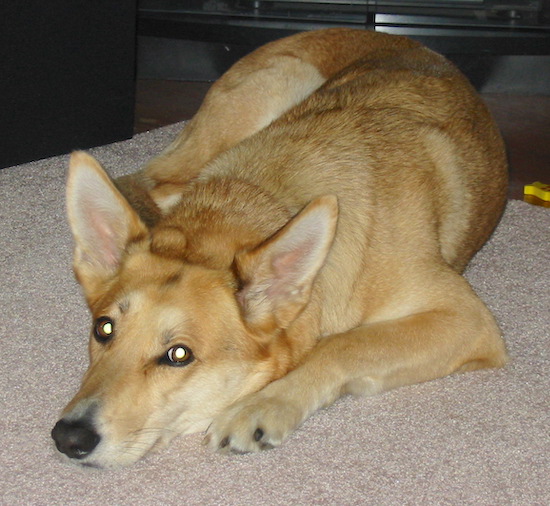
51, 419, 100, 459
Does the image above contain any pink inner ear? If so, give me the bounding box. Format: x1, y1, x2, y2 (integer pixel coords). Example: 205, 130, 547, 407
265, 238, 320, 303
92, 216, 121, 268
235, 196, 337, 326
78, 193, 124, 269
272, 238, 315, 281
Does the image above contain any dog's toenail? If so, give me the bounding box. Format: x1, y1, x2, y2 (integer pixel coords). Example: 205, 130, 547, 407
253, 428, 264, 441
219, 436, 230, 449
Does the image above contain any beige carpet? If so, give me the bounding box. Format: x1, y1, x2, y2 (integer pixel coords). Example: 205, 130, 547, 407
1, 123, 549, 505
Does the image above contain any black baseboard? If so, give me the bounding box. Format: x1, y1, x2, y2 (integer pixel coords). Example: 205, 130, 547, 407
137, 35, 550, 95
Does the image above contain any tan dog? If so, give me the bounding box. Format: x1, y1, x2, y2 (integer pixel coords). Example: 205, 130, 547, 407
52, 28, 508, 468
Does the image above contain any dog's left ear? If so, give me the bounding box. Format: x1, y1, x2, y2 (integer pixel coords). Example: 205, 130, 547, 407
235, 195, 338, 331
66, 152, 148, 302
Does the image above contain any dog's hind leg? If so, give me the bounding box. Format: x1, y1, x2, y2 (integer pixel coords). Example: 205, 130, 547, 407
114, 51, 325, 220
144, 57, 326, 213
142, 29, 421, 214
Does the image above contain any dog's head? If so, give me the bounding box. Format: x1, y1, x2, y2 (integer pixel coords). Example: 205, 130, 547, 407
52, 152, 337, 468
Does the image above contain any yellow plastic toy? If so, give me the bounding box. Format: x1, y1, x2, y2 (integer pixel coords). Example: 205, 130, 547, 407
524, 182, 550, 208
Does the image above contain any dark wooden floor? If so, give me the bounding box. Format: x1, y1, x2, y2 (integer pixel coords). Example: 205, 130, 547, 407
135, 80, 550, 201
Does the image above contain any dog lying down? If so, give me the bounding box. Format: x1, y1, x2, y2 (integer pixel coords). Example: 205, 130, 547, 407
52, 28, 508, 468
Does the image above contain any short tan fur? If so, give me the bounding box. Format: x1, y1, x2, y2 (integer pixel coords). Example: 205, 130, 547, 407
53, 28, 507, 468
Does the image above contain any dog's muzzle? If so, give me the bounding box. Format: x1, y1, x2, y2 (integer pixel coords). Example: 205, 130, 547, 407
51, 418, 101, 460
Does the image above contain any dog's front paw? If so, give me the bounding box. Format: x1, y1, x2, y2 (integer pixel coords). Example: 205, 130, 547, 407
204, 392, 304, 454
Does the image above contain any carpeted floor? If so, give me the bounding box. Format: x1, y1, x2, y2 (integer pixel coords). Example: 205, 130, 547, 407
0, 123, 549, 505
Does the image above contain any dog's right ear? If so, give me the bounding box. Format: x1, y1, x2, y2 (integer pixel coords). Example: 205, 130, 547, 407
235, 195, 338, 333
66, 152, 148, 302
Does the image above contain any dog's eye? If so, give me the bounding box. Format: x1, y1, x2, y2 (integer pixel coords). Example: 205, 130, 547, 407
163, 345, 194, 367
94, 317, 114, 343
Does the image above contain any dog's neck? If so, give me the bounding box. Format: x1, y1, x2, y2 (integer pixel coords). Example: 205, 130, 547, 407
150, 177, 292, 269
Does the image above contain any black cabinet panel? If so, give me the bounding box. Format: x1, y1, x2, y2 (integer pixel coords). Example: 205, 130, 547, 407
0, 1, 137, 168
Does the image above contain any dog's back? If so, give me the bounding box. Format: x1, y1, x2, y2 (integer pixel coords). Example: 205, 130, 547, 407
198, 40, 506, 272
